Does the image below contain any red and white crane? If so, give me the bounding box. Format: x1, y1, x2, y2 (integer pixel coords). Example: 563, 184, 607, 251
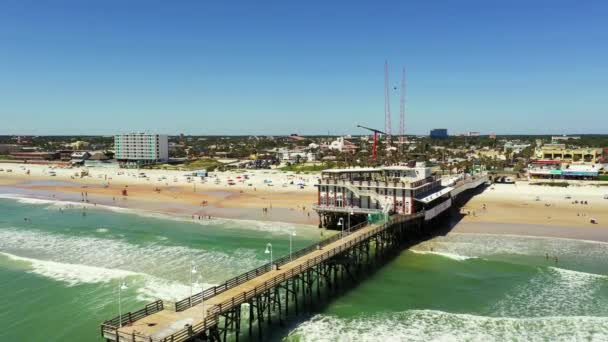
357, 124, 386, 161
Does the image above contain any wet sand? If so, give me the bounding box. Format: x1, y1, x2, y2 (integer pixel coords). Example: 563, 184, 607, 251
0, 179, 318, 225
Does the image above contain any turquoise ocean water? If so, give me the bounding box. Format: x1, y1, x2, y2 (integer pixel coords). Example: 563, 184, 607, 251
0, 195, 607, 341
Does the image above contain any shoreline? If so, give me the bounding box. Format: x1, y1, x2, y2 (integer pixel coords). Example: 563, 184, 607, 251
2, 166, 608, 242
0, 191, 319, 229
451, 221, 608, 243
0, 165, 320, 226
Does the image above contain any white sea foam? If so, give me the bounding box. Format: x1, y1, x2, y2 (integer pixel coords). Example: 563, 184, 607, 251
1, 252, 137, 286
492, 266, 607, 317
0, 227, 262, 287
410, 249, 474, 261
288, 310, 608, 342
136, 277, 216, 303
96, 228, 109, 233
0, 193, 61, 205
416, 232, 608, 262
0, 251, 219, 302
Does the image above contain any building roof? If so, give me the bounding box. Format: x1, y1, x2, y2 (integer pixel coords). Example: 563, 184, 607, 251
322, 167, 378, 173
89, 152, 109, 160
71, 151, 90, 158
415, 187, 453, 204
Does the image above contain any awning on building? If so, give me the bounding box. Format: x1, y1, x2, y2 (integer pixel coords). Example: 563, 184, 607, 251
415, 187, 453, 204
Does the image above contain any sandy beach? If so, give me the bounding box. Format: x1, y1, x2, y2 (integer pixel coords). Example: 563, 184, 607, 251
3, 164, 608, 240
458, 183, 608, 228
0, 164, 319, 225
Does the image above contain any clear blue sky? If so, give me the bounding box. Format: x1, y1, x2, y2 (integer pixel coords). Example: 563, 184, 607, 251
1, 0, 607, 135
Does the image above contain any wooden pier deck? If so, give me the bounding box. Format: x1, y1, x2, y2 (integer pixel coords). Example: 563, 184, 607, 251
106, 217, 411, 341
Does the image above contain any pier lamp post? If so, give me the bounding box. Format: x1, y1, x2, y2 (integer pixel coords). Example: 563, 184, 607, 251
265, 243, 273, 270
289, 230, 296, 261
337, 218, 344, 237
118, 280, 128, 328
193, 274, 204, 315
190, 260, 197, 308
348, 210, 354, 232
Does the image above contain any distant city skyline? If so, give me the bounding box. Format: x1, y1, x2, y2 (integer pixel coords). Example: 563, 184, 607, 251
1, 1, 607, 135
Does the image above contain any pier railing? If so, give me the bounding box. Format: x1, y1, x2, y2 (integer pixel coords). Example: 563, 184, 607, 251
174, 221, 369, 312
100, 300, 163, 340
100, 221, 372, 337
163, 213, 424, 342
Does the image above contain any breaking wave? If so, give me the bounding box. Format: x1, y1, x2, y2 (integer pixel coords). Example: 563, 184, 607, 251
1, 252, 137, 286
493, 266, 608, 317
0, 251, 216, 303
0, 227, 262, 286
287, 310, 608, 342
409, 249, 475, 261
415, 232, 608, 262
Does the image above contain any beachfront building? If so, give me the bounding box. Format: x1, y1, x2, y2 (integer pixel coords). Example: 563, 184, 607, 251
527, 160, 603, 180
114, 133, 168, 167
9, 151, 59, 161
313, 164, 453, 228
535, 144, 602, 163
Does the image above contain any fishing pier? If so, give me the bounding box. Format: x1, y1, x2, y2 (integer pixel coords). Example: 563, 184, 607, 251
100, 173, 488, 342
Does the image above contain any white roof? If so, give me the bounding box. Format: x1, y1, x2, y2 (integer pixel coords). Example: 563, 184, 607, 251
71, 151, 89, 157
322, 167, 379, 173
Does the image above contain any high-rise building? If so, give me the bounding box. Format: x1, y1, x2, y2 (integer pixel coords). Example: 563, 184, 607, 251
430, 129, 448, 139
114, 133, 168, 166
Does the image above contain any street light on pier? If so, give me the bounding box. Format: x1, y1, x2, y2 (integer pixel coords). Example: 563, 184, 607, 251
337, 217, 344, 237
190, 260, 197, 308
118, 280, 128, 328
193, 274, 204, 316
265, 243, 273, 270
289, 230, 296, 261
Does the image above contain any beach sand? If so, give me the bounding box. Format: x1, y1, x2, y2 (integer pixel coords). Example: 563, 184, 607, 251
0, 164, 319, 225
3, 165, 608, 240
458, 183, 608, 228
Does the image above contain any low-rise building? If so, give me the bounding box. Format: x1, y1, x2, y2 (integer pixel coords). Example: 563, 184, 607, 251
0, 144, 22, 154
535, 144, 602, 163
503, 142, 531, 154
10, 152, 59, 161
328, 137, 358, 153
528, 160, 603, 180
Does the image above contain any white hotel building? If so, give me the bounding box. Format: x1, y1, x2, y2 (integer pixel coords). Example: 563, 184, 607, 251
114, 133, 169, 167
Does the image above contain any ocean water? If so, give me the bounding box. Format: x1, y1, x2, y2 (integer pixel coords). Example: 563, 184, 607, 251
0, 196, 320, 341
1, 196, 607, 341
286, 234, 608, 342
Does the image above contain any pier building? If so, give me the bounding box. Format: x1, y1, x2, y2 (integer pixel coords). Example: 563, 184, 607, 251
313, 164, 486, 228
